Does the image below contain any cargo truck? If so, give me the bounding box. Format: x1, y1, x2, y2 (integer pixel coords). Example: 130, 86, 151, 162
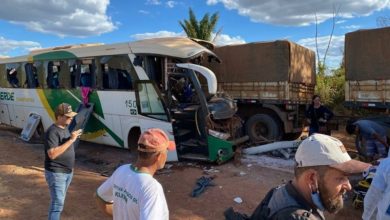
345, 26, 390, 111
344, 27, 390, 157
204, 40, 316, 142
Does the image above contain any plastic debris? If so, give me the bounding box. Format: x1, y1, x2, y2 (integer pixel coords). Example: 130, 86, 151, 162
238, 171, 247, 176
234, 197, 243, 204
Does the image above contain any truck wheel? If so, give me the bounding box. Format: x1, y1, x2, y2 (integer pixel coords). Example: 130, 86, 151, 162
246, 114, 280, 142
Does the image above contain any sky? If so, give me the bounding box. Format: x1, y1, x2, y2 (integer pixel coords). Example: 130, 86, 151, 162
0, 0, 389, 69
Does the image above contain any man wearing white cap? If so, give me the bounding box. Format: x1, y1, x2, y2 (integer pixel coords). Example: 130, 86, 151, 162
250, 133, 371, 219
95, 128, 176, 220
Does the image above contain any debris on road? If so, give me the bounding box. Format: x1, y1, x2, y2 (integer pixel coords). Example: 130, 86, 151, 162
203, 167, 220, 175
242, 140, 301, 155
233, 197, 243, 204
241, 155, 295, 173
156, 169, 173, 175
235, 171, 247, 177
165, 164, 173, 169
191, 176, 216, 197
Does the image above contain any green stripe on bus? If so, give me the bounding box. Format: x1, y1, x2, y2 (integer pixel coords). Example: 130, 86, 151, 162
33, 51, 77, 61
102, 123, 124, 147
41, 89, 123, 147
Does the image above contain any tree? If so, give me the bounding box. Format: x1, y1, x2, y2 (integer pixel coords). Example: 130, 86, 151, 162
313, 5, 347, 111
179, 8, 220, 41
314, 5, 340, 70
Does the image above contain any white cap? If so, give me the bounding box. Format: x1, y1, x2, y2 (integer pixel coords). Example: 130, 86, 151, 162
295, 134, 371, 174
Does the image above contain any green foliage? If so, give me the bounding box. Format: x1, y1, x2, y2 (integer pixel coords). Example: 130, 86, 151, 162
315, 62, 345, 110
179, 8, 219, 41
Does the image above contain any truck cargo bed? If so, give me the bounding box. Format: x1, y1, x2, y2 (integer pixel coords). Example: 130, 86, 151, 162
345, 27, 390, 81
205, 40, 315, 103
218, 81, 314, 104
345, 80, 390, 108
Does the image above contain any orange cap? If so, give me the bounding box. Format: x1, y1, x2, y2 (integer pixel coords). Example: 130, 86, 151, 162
137, 128, 176, 153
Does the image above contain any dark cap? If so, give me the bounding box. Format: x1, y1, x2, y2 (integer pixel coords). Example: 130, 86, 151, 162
56, 103, 77, 118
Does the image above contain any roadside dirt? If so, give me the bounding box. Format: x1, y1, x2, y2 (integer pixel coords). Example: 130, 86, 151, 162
0, 125, 363, 220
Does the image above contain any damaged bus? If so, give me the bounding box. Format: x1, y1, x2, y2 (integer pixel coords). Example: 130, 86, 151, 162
0, 37, 243, 163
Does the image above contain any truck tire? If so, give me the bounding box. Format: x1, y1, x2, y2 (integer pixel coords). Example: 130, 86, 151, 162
245, 114, 281, 142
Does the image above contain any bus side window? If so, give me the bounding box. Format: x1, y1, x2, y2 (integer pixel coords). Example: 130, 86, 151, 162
47, 61, 60, 89
144, 56, 163, 89
80, 64, 92, 87
7, 68, 19, 88
108, 67, 119, 89
70, 65, 77, 88
102, 64, 109, 89
99, 55, 137, 91
32, 65, 39, 87
118, 69, 132, 90
24, 63, 39, 88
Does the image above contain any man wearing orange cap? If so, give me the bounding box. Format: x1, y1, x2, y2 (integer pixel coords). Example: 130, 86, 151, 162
95, 128, 175, 220
44, 103, 82, 220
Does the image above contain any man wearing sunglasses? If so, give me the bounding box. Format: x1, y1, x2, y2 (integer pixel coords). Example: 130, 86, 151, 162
44, 103, 82, 220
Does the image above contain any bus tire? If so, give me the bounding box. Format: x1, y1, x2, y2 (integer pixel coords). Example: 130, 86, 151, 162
127, 127, 141, 152
245, 114, 280, 142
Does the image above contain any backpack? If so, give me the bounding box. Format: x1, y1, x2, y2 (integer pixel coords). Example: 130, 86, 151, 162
250, 187, 276, 219
250, 186, 312, 220
224, 188, 275, 220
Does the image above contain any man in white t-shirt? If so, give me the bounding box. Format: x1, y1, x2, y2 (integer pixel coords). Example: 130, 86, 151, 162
363, 157, 390, 220
95, 128, 175, 220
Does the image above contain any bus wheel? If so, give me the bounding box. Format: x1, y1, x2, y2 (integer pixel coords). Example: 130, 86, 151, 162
246, 114, 280, 142
127, 127, 141, 158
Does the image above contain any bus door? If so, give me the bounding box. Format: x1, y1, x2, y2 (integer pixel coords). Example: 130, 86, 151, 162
135, 80, 178, 161
165, 69, 210, 159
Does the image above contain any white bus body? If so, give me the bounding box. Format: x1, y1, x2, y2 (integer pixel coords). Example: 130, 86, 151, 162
0, 37, 240, 163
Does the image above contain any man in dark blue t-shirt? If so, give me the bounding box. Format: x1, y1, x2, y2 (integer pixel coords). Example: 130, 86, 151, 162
44, 103, 82, 220
346, 119, 388, 160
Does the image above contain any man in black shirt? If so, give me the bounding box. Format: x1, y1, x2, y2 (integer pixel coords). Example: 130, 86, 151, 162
305, 95, 334, 136
44, 103, 82, 220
